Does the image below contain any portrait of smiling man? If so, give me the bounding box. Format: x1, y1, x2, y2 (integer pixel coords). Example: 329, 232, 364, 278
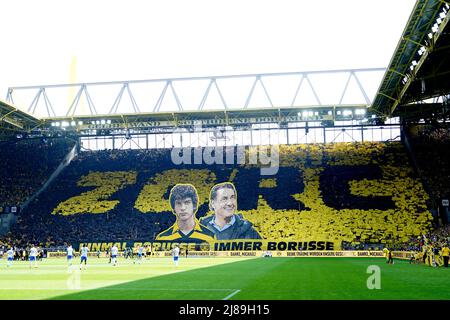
200, 182, 262, 240
156, 184, 215, 243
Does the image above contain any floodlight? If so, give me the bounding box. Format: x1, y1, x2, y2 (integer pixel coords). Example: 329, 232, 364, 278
343, 110, 352, 116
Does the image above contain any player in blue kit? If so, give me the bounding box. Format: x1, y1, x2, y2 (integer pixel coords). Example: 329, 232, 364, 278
6, 248, 14, 267
80, 244, 89, 270
172, 244, 180, 267
134, 245, 144, 264
29, 245, 38, 269
67, 244, 74, 270
111, 245, 119, 266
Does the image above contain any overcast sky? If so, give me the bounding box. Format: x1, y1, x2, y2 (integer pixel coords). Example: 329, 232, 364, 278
0, 0, 416, 114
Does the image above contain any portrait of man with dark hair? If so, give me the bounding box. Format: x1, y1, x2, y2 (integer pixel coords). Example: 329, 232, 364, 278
200, 182, 262, 240
156, 184, 215, 243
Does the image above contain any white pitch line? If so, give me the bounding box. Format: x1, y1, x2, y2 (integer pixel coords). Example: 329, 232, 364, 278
96, 288, 236, 292
222, 289, 241, 300
0, 287, 237, 292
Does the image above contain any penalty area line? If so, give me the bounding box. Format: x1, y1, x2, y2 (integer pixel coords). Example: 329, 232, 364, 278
222, 289, 241, 300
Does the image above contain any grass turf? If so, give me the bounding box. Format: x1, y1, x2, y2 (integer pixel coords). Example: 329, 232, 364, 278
0, 257, 448, 300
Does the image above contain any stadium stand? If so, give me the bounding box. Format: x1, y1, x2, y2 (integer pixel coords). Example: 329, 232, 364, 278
2, 140, 435, 250
0, 138, 75, 208
405, 125, 450, 203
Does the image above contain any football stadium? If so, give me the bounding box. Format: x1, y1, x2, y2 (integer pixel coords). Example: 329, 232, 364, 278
1, 0, 450, 305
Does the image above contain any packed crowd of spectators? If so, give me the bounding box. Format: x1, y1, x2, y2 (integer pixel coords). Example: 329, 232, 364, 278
0, 138, 74, 208
342, 225, 450, 252
1, 140, 436, 250
243, 142, 433, 246
397, 224, 450, 251
407, 125, 450, 202
7, 148, 177, 247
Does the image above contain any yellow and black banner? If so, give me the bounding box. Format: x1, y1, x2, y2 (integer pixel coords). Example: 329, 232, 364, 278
74, 240, 339, 252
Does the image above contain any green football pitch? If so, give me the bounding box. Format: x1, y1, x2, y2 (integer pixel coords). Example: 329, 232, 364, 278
0, 257, 449, 300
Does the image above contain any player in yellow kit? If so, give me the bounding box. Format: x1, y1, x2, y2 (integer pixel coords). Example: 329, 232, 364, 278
383, 247, 389, 263
441, 244, 449, 268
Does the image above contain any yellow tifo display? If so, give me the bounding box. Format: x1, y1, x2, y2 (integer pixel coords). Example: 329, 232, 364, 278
240, 142, 431, 244
259, 178, 277, 188
52, 171, 137, 215
241, 165, 430, 244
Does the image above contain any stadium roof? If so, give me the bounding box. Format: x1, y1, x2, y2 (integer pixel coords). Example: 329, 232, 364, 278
0, 68, 386, 140
6, 68, 383, 119
0, 99, 40, 139
371, 0, 450, 119
7, 1, 449, 139
1, 68, 385, 138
